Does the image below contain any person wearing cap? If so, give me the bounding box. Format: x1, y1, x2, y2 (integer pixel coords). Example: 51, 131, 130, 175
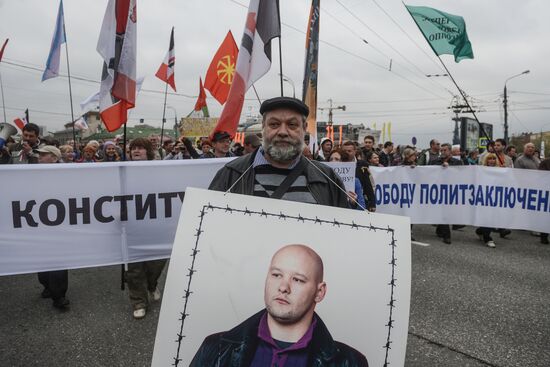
35, 145, 71, 309
37, 145, 62, 163
207, 131, 235, 158
243, 134, 261, 155
102, 141, 121, 162
77, 144, 99, 163
316, 137, 333, 161
209, 97, 349, 208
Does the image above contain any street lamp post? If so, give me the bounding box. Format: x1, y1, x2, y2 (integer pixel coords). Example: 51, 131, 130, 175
279, 73, 295, 98
504, 70, 530, 144
166, 106, 178, 139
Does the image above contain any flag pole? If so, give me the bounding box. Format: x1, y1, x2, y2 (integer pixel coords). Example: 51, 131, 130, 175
63, 21, 76, 153
277, 0, 284, 97
403, 3, 499, 164
160, 82, 168, 147
123, 123, 127, 161
252, 84, 262, 106
0, 70, 6, 123
25, 108, 29, 124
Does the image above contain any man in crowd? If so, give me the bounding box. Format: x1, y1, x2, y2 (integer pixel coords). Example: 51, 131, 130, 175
36, 145, 70, 309
505, 145, 517, 163
191, 244, 369, 366
243, 133, 261, 155
209, 131, 235, 158
494, 139, 514, 168
209, 97, 348, 208
318, 137, 333, 161
451, 144, 469, 165
515, 142, 540, 170
342, 140, 376, 212
417, 139, 440, 165
361, 135, 375, 158
432, 143, 463, 244
9, 123, 43, 164
378, 141, 394, 167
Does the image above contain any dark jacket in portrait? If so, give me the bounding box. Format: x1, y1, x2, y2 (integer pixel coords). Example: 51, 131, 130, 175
191, 310, 369, 367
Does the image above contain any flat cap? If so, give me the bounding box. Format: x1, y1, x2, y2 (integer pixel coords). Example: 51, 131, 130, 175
259, 96, 309, 116
36, 145, 61, 159
211, 131, 231, 142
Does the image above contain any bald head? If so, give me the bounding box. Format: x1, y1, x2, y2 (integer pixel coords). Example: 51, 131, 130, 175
270, 244, 324, 283
523, 142, 536, 157
264, 244, 327, 328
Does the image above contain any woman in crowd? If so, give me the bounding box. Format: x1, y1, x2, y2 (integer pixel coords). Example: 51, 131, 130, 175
126, 138, 167, 319
467, 150, 479, 165
475, 153, 499, 248
102, 141, 120, 162
401, 147, 417, 167
59, 145, 75, 163
328, 148, 366, 210
77, 145, 99, 163
365, 151, 384, 167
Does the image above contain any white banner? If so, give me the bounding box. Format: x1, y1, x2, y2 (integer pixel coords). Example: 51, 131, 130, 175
0, 159, 353, 276
1, 162, 548, 276
370, 166, 550, 233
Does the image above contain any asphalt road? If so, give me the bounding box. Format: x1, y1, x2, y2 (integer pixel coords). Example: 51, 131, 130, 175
0, 225, 548, 367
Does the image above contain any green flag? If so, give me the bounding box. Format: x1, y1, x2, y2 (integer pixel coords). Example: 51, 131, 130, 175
405, 5, 474, 63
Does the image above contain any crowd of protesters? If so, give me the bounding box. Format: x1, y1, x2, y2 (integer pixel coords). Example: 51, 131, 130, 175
1, 119, 548, 316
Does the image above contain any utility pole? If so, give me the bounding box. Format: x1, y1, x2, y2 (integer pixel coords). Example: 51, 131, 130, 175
503, 70, 530, 144
319, 99, 346, 126
449, 95, 479, 146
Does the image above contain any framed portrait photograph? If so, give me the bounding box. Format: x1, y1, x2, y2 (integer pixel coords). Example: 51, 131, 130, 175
152, 188, 411, 367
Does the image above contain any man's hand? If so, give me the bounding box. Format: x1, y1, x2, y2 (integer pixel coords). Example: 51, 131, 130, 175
442, 162, 449, 167
21, 141, 32, 155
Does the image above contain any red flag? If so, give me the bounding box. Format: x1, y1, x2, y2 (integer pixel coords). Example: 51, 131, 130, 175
0, 39, 8, 62
204, 31, 239, 105
194, 77, 208, 112
97, 0, 137, 132
155, 27, 176, 92
13, 116, 27, 131
210, 0, 281, 139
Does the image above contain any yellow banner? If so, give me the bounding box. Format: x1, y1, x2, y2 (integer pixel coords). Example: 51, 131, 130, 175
179, 117, 219, 137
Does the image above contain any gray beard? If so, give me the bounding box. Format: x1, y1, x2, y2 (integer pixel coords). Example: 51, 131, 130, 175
263, 138, 303, 163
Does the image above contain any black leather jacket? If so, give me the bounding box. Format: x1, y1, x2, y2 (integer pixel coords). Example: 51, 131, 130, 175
208, 149, 350, 209
190, 310, 369, 367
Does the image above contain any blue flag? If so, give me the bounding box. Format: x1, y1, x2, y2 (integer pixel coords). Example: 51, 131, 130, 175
42, 0, 66, 81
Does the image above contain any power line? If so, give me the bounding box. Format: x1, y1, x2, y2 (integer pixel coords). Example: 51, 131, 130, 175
228, 0, 447, 100
334, 0, 453, 97
369, 0, 445, 73
1, 59, 198, 99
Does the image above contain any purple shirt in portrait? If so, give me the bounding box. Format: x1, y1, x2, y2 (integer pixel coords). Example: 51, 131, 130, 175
250, 312, 317, 367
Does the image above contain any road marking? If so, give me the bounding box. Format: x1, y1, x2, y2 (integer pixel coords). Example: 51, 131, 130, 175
412, 241, 430, 247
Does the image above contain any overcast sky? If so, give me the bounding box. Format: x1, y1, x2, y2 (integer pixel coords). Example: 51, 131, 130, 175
1, 0, 548, 147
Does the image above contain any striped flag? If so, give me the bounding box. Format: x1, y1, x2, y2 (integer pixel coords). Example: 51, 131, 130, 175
210, 0, 281, 138
13, 116, 27, 131
42, 0, 66, 81
155, 27, 176, 92
302, 0, 320, 151
73, 116, 89, 131
97, 0, 137, 132
194, 77, 209, 117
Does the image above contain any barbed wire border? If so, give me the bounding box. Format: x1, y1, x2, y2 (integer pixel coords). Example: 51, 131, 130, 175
172, 202, 399, 367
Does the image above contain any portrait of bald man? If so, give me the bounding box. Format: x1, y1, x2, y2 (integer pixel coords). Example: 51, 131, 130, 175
191, 244, 369, 367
